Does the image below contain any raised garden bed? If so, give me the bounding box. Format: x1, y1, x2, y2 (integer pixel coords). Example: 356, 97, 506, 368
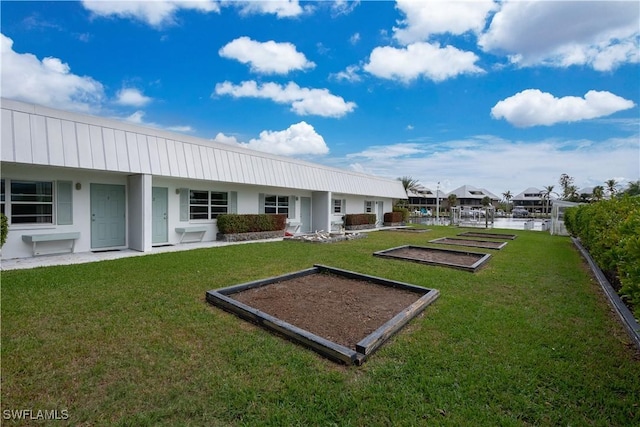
206, 265, 439, 365
382, 228, 431, 233
429, 237, 507, 250
457, 231, 517, 240
374, 245, 491, 272
285, 232, 367, 244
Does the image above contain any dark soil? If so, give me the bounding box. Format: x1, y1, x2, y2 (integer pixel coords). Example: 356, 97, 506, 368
434, 238, 505, 249
386, 247, 482, 265
231, 273, 424, 350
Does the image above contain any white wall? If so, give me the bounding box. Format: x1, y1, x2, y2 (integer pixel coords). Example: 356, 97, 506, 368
1, 164, 396, 260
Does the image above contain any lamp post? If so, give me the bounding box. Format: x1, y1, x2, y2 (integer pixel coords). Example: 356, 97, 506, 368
436, 181, 440, 224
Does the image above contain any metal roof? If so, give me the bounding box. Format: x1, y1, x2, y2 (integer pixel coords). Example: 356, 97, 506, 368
1, 98, 406, 199
447, 185, 500, 200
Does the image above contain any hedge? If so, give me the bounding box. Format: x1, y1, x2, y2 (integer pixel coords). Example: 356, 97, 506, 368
1, 213, 7, 247
216, 214, 287, 234
564, 196, 640, 317
392, 206, 410, 222
344, 214, 377, 226
384, 211, 403, 223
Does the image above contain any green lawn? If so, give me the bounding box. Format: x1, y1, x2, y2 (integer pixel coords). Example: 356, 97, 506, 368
2, 227, 639, 426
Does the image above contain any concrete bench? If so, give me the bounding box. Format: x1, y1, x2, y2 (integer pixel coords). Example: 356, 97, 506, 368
22, 232, 81, 256
175, 226, 207, 243
286, 221, 301, 235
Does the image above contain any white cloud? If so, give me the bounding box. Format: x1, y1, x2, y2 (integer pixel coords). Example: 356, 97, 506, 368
331, 65, 362, 82
125, 110, 193, 133
334, 135, 639, 196
81, 0, 220, 27
331, 0, 359, 16
364, 42, 484, 83
214, 122, 328, 156
479, 0, 640, 71
349, 32, 361, 45
115, 88, 152, 107
219, 37, 315, 74
394, 0, 497, 44
232, 0, 307, 18
491, 89, 636, 127
213, 132, 241, 145
0, 33, 104, 112
214, 80, 356, 118
346, 143, 427, 160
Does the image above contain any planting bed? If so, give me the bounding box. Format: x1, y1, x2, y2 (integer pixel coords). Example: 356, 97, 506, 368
429, 237, 507, 250
374, 245, 491, 272
458, 231, 517, 240
206, 265, 439, 365
382, 228, 431, 233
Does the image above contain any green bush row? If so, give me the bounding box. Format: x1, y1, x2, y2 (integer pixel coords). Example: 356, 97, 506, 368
344, 214, 377, 226
216, 214, 287, 234
564, 196, 640, 317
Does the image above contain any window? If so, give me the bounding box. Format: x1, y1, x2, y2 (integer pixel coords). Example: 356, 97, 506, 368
364, 200, 374, 213
332, 199, 343, 214
264, 195, 289, 215
189, 190, 228, 220
10, 180, 53, 224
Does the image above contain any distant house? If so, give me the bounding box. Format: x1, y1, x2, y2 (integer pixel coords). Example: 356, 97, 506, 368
406, 185, 446, 215
512, 187, 547, 214
445, 185, 500, 209
0, 98, 406, 260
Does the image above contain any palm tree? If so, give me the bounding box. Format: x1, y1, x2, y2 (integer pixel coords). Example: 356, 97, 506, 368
398, 176, 420, 195
622, 180, 640, 196
447, 194, 458, 225
566, 185, 579, 202
592, 185, 605, 202
540, 185, 557, 217
605, 179, 619, 198
501, 190, 512, 214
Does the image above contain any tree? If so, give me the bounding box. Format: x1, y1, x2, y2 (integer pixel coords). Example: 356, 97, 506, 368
605, 179, 619, 198
398, 176, 420, 195
559, 173, 575, 200
541, 185, 557, 216
501, 190, 512, 214
447, 194, 458, 225
566, 185, 579, 202
592, 185, 605, 202
622, 180, 640, 197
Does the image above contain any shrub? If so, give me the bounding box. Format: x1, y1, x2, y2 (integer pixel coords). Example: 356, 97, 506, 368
564, 196, 640, 317
392, 206, 410, 222
217, 214, 287, 234
384, 211, 403, 223
344, 214, 376, 226
0, 213, 7, 247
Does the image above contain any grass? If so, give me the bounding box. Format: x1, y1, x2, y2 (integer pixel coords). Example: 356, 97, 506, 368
2, 226, 639, 426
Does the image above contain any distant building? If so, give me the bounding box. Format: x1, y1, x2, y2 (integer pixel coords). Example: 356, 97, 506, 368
446, 185, 500, 209
512, 187, 548, 214
406, 185, 446, 215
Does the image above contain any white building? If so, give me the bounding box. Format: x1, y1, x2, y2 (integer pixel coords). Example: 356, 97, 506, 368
1, 98, 406, 260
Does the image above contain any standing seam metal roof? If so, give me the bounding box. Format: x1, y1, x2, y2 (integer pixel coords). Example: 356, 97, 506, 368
1, 98, 406, 199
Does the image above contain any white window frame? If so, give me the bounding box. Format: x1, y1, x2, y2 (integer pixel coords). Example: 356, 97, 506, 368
264, 195, 289, 215
189, 190, 228, 220
332, 199, 343, 214
5, 179, 54, 225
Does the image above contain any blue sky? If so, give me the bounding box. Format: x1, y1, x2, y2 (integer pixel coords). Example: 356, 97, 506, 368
1, 0, 638, 196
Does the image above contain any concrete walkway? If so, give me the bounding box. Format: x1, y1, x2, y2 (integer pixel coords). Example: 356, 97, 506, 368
1, 238, 283, 271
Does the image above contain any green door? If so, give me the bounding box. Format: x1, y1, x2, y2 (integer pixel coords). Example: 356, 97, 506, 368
91, 184, 126, 249
152, 187, 168, 244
